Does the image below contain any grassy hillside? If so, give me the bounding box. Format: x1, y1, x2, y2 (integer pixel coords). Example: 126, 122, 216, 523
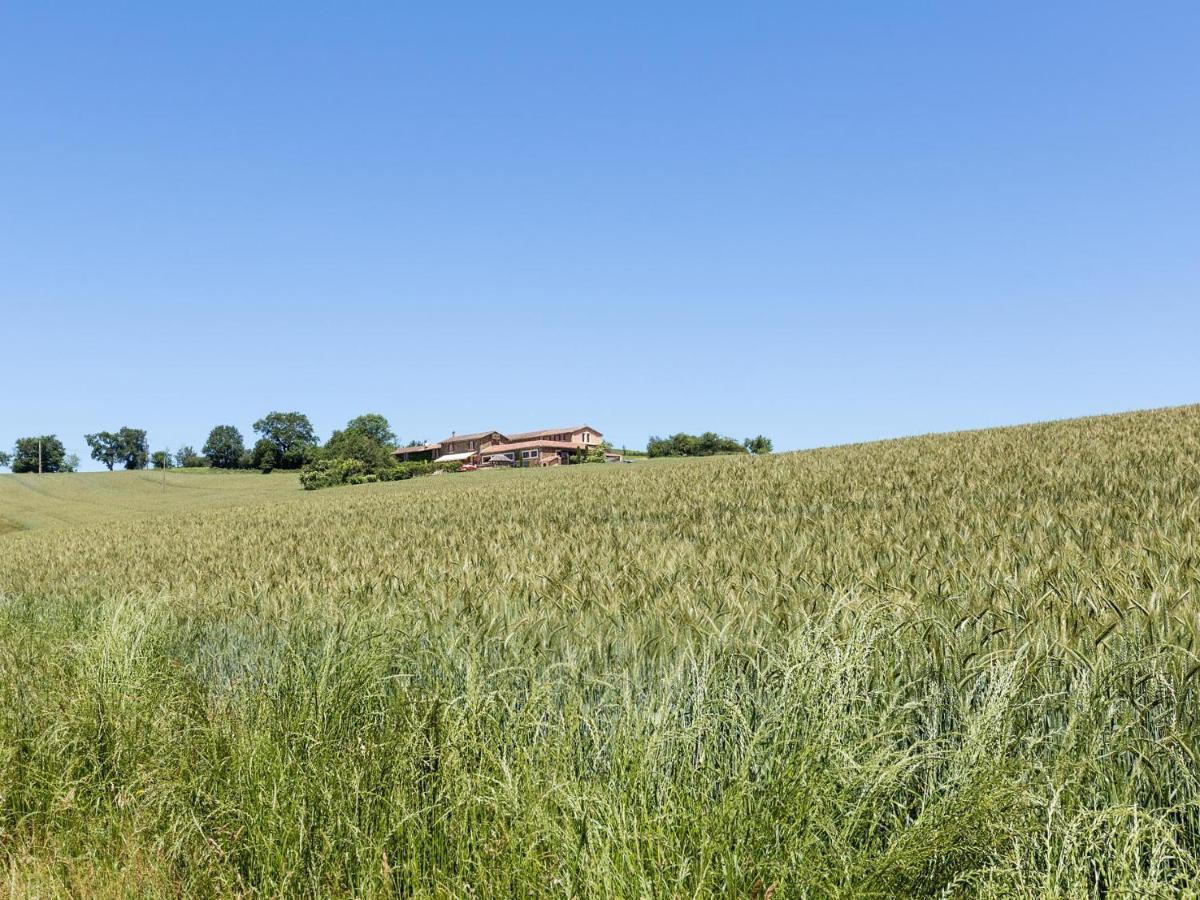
1, 405, 1199, 896
0, 468, 301, 534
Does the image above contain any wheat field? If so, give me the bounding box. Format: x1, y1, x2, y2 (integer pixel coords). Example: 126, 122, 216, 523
1, 406, 1199, 897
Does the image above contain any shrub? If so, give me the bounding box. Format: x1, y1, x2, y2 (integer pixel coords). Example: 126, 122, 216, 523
647, 432, 748, 458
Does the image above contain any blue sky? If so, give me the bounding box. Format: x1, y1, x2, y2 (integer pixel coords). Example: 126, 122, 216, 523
2, 3, 1197, 469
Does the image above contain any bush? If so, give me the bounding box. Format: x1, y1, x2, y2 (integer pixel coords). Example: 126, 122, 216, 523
299, 458, 368, 490
300, 458, 462, 490
646, 432, 749, 458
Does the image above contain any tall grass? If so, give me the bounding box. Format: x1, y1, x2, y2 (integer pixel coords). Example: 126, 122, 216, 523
1, 405, 1199, 896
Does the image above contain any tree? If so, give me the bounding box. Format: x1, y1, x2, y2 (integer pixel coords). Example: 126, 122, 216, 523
62, 453, 80, 473
203, 425, 246, 469
646, 432, 748, 458
11, 435, 70, 473
253, 412, 318, 469
117, 427, 149, 470
151, 450, 173, 469
323, 427, 397, 471
85, 431, 123, 471
175, 445, 205, 468
250, 438, 279, 472
86, 427, 149, 470
0, 450, 11, 469
345, 414, 397, 448
743, 435, 773, 455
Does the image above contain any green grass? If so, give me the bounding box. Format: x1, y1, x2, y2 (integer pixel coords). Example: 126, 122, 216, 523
0, 468, 301, 533
1, 405, 1199, 896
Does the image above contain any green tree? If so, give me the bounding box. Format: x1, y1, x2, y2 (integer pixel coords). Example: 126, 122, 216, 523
253, 412, 318, 469
251, 438, 279, 472
11, 435, 70, 473
647, 432, 748, 458
85, 431, 123, 471
151, 450, 173, 469
345, 414, 397, 447
743, 435, 773, 454
117, 427, 149, 470
0, 450, 11, 469
324, 428, 397, 471
175, 445, 205, 467
203, 425, 246, 469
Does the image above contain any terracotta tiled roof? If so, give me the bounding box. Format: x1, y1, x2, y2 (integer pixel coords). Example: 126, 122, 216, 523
504, 425, 601, 442
438, 430, 504, 444
392, 442, 441, 456
483, 439, 581, 454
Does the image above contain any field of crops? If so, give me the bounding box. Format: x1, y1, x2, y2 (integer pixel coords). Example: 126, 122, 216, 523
2, 405, 1199, 897
0, 468, 301, 534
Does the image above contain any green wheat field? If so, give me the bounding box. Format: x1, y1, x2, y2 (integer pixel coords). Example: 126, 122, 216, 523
2, 405, 1199, 897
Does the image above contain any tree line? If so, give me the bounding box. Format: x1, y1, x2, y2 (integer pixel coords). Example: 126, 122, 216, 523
0, 412, 400, 475
1, 418, 774, 474
646, 432, 772, 458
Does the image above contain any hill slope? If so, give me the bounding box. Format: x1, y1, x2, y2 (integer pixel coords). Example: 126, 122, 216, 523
0, 404, 1198, 896
0, 468, 301, 533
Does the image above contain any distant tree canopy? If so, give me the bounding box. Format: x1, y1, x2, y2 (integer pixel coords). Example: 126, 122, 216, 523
11, 435, 73, 473
646, 432, 749, 458
253, 412, 318, 469
250, 438, 278, 472
85, 431, 122, 471
743, 435, 773, 455
86, 427, 149, 470
175, 445, 205, 468
203, 425, 246, 469
323, 414, 399, 472
0, 450, 11, 469
151, 450, 173, 469
345, 414, 397, 448
118, 427, 150, 470
85, 428, 150, 470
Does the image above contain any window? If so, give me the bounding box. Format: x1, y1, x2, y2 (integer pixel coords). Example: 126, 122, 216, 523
583, 432, 591, 443
522, 449, 540, 459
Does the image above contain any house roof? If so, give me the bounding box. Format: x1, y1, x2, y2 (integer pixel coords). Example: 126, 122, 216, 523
392, 443, 442, 456
504, 425, 601, 442
484, 439, 581, 454
438, 430, 504, 444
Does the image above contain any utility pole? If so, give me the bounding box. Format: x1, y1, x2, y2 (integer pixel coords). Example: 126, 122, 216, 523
38, 439, 42, 475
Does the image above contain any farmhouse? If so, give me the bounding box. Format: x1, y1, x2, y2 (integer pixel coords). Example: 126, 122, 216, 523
393, 425, 605, 467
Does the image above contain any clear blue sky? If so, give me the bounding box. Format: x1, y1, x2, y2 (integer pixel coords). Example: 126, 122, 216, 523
2, 3, 1197, 469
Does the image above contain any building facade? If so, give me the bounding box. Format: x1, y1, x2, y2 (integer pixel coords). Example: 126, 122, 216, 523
393, 425, 605, 467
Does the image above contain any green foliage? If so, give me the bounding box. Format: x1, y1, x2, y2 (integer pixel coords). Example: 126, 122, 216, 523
10, 435, 71, 473
299, 457, 458, 490
581, 442, 610, 463
323, 427, 398, 471
250, 438, 279, 473
344, 413, 397, 448
743, 434, 773, 454
299, 457, 367, 490
202, 425, 246, 469
116, 427, 149, 470
174, 445, 205, 468
84, 431, 123, 471
150, 450, 173, 469
2, 406, 1200, 894
647, 431, 748, 457
86, 427, 150, 470
0, 450, 10, 469
253, 411, 318, 469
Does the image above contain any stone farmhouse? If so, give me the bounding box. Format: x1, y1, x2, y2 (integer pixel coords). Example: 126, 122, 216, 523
393, 425, 613, 467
